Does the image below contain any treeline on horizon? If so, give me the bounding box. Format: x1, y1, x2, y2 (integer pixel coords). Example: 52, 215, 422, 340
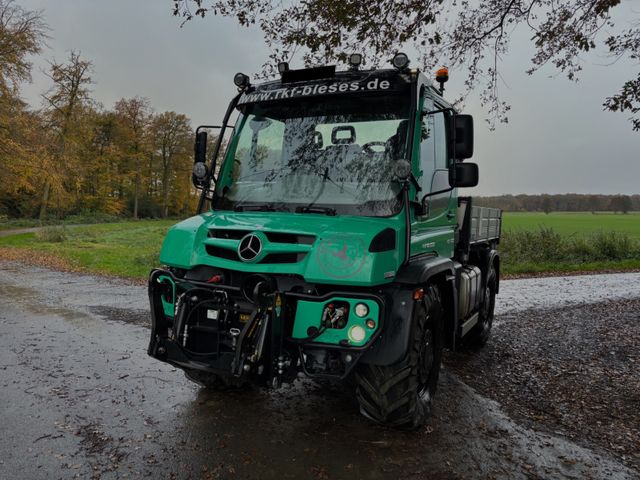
1, 2, 205, 221
475, 194, 638, 213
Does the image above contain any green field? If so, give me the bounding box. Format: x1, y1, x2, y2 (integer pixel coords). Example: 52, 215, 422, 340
502, 212, 640, 239
499, 212, 640, 275
0, 213, 638, 278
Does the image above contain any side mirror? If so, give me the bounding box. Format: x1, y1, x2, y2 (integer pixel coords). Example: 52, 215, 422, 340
453, 114, 474, 160
194, 131, 207, 164
193, 131, 208, 186
449, 162, 478, 188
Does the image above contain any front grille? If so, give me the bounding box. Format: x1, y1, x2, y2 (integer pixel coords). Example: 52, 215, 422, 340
206, 229, 316, 264
264, 232, 316, 245
259, 253, 307, 264
208, 229, 250, 240
209, 229, 316, 245
206, 245, 240, 261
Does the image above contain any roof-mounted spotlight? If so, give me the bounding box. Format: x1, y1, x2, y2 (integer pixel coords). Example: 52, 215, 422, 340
277, 62, 290, 74
392, 52, 410, 70
348, 53, 362, 70
233, 72, 250, 89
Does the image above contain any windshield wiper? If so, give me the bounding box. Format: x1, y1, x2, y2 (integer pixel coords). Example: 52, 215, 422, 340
234, 203, 277, 212
295, 206, 336, 216
295, 166, 337, 215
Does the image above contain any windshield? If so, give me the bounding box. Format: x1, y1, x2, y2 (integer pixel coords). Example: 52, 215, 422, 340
214, 92, 410, 217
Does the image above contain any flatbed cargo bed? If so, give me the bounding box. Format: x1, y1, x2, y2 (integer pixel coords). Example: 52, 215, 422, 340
469, 206, 502, 244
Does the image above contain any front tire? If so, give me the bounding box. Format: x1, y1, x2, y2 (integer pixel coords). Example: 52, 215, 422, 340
354, 285, 444, 429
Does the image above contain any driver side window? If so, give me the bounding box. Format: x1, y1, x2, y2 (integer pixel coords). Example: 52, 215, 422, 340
419, 100, 451, 219
419, 100, 435, 194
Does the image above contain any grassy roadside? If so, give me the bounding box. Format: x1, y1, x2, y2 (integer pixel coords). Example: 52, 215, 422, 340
0, 221, 174, 279
500, 227, 640, 275
0, 216, 639, 279
0, 213, 126, 231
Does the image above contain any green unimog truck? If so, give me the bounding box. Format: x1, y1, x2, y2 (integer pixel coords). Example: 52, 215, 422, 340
147, 54, 502, 429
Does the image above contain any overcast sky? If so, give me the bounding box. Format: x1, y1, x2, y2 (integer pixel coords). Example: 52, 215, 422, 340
19, 0, 640, 196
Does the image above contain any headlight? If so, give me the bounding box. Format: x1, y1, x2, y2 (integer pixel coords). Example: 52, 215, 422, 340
354, 303, 369, 318
192, 162, 207, 180
348, 325, 366, 343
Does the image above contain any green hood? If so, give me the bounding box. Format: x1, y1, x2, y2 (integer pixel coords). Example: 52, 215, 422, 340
159, 210, 405, 286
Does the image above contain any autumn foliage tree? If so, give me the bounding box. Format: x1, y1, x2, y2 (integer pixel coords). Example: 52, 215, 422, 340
0, 1, 201, 221
151, 111, 193, 218
0, 0, 48, 216
39, 51, 94, 219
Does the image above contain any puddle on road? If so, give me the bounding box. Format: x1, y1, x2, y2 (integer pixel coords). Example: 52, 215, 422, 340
0, 282, 35, 299
0, 283, 99, 330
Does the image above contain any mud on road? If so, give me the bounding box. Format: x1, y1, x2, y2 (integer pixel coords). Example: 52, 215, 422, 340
0, 262, 638, 479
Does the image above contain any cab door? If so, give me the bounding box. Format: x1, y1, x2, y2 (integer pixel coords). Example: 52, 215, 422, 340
410, 93, 457, 258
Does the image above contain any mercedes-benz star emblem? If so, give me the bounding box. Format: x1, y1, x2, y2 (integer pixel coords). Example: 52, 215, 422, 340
238, 234, 262, 262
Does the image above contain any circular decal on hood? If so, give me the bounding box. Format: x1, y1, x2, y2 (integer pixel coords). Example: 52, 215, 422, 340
316, 235, 366, 278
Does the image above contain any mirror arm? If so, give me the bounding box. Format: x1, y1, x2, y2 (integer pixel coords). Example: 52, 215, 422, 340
196, 125, 222, 134
420, 185, 454, 205
196, 92, 243, 214
422, 106, 455, 118
410, 173, 421, 192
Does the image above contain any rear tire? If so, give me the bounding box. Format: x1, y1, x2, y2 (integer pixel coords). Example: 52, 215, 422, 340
466, 263, 497, 347
354, 285, 444, 429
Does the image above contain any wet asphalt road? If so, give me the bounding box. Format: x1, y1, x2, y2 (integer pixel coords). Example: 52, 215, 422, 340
0, 262, 638, 480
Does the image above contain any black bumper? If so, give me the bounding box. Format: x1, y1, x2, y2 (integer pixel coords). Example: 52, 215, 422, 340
146, 269, 400, 381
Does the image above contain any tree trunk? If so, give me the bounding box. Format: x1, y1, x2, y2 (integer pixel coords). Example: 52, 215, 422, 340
162, 184, 169, 218
39, 180, 51, 221
133, 175, 139, 219
162, 155, 170, 219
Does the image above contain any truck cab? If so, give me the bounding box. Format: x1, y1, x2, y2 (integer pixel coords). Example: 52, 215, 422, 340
148, 56, 501, 429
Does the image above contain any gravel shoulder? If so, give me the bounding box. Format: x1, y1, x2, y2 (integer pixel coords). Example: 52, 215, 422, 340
446, 298, 640, 471
495, 271, 640, 314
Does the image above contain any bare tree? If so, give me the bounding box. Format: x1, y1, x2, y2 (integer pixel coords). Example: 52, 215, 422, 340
0, 0, 48, 94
